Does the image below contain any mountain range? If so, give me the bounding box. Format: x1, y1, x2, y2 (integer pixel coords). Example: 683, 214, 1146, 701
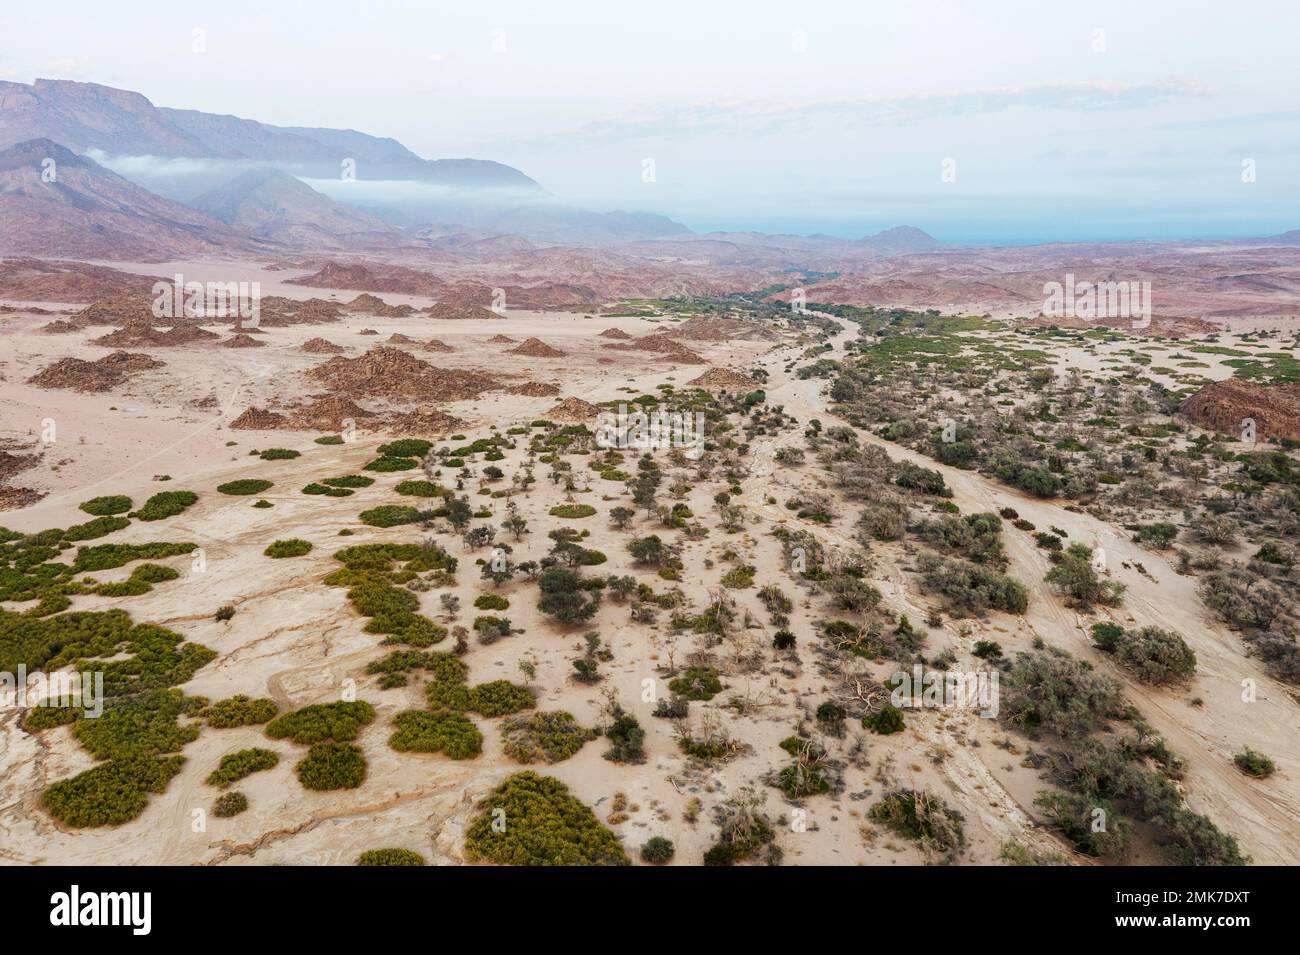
0, 78, 956, 261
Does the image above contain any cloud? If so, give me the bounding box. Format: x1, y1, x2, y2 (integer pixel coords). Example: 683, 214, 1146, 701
498, 79, 1208, 147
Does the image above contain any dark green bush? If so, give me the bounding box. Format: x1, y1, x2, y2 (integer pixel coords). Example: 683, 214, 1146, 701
363, 456, 419, 472
357, 848, 425, 866
389, 709, 482, 759
296, 743, 367, 790
358, 505, 422, 528
668, 666, 722, 701
205, 696, 278, 728
43, 755, 185, 827
264, 539, 313, 558
464, 771, 629, 865
265, 701, 375, 744
133, 491, 199, 521
500, 711, 597, 763
640, 836, 675, 864
79, 495, 132, 516
863, 704, 905, 735
217, 479, 273, 496
206, 748, 279, 787
213, 791, 249, 817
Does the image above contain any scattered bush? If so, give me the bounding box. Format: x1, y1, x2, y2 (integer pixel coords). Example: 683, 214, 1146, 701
296, 743, 367, 790
863, 704, 906, 734
265, 701, 375, 744
501, 711, 597, 764
264, 539, 313, 558
668, 666, 722, 701
389, 709, 482, 759
357, 848, 425, 866
550, 504, 597, 519
359, 505, 422, 528
868, 789, 964, 858
205, 696, 278, 728
205, 748, 279, 787
640, 836, 675, 864
464, 771, 629, 865
79, 495, 133, 516
217, 479, 273, 496
213, 791, 248, 817
134, 490, 198, 521
1233, 748, 1276, 779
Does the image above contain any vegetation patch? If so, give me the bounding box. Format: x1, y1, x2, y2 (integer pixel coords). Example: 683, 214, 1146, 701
265, 701, 376, 744
500, 711, 597, 763
388, 709, 482, 759
206, 748, 279, 787
464, 771, 629, 865
205, 696, 278, 728
296, 742, 367, 790
217, 479, 273, 496
264, 539, 313, 558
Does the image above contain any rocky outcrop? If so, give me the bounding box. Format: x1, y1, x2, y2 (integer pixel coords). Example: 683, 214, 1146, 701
1181, 379, 1300, 442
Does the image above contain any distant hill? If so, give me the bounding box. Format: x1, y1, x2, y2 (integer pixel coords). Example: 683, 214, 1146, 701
190, 168, 404, 249
860, 226, 942, 253
0, 78, 541, 190
0, 138, 252, 259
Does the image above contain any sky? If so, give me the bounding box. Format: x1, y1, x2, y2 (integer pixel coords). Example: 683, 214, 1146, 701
3, 0, 1299, 243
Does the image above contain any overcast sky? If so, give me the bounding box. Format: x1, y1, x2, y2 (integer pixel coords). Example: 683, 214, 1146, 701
4, 0, 1298, 243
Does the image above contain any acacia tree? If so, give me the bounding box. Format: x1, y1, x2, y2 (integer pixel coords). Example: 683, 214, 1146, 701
537, 567, 603, 625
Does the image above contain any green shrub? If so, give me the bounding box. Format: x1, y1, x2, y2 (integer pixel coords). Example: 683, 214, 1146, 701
303, 483, 352, 497
134, 491, 198, 521
213, 791, 249, 817
206, 748, 279, 787
63, 515, 130, 542
259, 448, 300, 460
315, 434, 344, 445
79, 495, 132, 516
378, 439, 433, 458
549, 504, 597, 519
217, 479, 273, 496
640, 836, 675, 864
668, 666, 722, 701
205, 696, 278, 729
264, 539, 313, 558
296, 743, 366, 790
468, 680, 535, 717
464, 771, 629, 865
389, 709, 482, 759
357, 848, 425, 866
323, 475, 374, 488
474, 593, 510, 611
395, 480, 443, 497
71, 689, 200, 761
500, 711, 597, 763
43, 755, 185, 827
868, 789, 964, 857
359, 505, 422, 528
604, 705, 646, 763
265, 701, 375, 744
1233, 748, 1276, 778
863, 704, 906, 734
815, 701, 847, 723
1111, 626, 1197, 685
363, 456, 419, 472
